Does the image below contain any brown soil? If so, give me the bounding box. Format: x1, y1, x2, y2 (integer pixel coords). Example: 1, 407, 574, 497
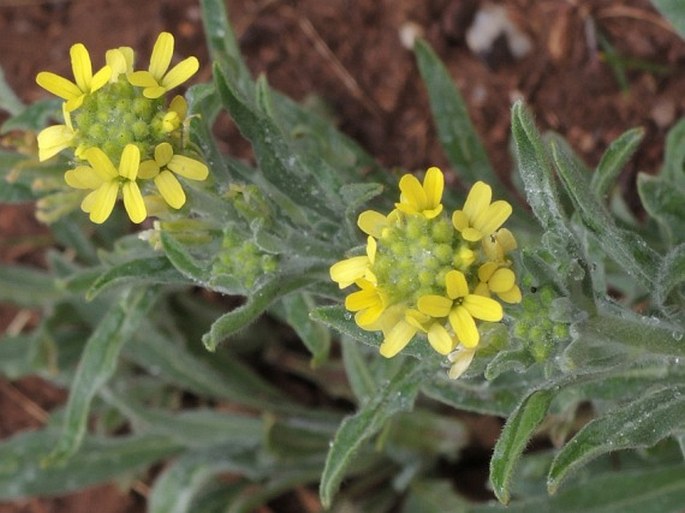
0, 0, 683, 511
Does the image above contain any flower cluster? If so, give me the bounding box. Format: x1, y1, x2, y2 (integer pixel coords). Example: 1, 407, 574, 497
36, 33, 208, 224
330, 168, 521, 379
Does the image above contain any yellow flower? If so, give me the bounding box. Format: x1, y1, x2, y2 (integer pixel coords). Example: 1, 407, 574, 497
136, 142, 208, 210
395, 166, 444, 219
345, 278, 386, 327
417, 270, 503, 348
128, 32, 199, 99
482, 228, 517, 263
105, 47, 134, 82
65, 144, 146, 224
37, 104, 76, 161
36, 43, 112, 112
452, 181, 512, 242
162, 95, 188, 133
475, 262, 522, 304
330, 236, 377, 289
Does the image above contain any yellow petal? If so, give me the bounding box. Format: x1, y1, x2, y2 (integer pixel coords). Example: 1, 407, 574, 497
154, 170, 186, 209
427, 323, 454, 355
498, 285, 522, 304
89, 181, 119, 224
37, 125, 73, 161
167, 155, 209, 181
462, 295, 503, 322
473, 282, 490, 297
85, 148, 118, 180
118, 144, 141, 180
122, 181, 147, 224
445, 270, 469, 299
90, 66, 112, 93
154, 142, 174, 166
355, 303, 385, 327
106, 48, 132, 80
143, 86, 168, 99
489, 268, 516, 293
161, 56, 199, 90
477, 262, 498, 283
80, 189, 98, 213
417, 295, 452, 318
451, 210, 468, 231
379, 320, 417, 358
422, 205, 443, 219
357, 210, 387, 238
70, 43, 92, 92
65, 94, 85, 112
128, 70, 159, 88
474, 200, 512, 237
35, 72, 81, 100
449, 306, 479, 348
345, 287, 380, 311
398, 174, 427, 211
366, 236, 376, 263
149, 32, 174, 80
404, 309, 431, 331
65, 166, 103, 189
462, 181, 491, 220
169, 95, 188, 117
448, 348, 476, 379
138, 160, 160, 179
461, 227, 483, 242
423, 167, 444, 209
329, 256, 369, 288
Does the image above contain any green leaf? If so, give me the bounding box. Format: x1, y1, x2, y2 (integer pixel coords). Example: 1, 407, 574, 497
160, 231, 211, 283
0, 264, 62, 307
319, 358, 431, 508
591, 127, 644, 198
548, 386, 685, 494
341, 337, 376, 403
660, 118, 685, 187
414, 39, 503, 196
200, 0, 254, 98
637, 173, 685, 246
44, 287, 160, 465
551, 141, 659, 288
123, 321, 291, 412
0, 180, 36, 203
86, 256, 186, 300
656, 243, 685, 307
0, 66, 24, 117
511, 102, 578, 261
650, 0, 685, 39
490, 389, 554, 504
0, 430, 179, 500
2, 99, 61, 133
148, 447, 261, 513
203, 272, 319, 351
214, 67, 337, 224
281, 292, 331, 366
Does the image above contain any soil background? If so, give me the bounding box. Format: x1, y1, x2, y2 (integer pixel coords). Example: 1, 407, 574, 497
0, 0, 684, 512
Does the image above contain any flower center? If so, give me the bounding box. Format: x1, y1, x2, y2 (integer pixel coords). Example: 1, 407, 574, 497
371, 213, 473, 304
73, 80, 170, 163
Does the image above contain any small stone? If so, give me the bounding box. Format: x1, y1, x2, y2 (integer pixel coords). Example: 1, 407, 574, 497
651, 99, 676, 129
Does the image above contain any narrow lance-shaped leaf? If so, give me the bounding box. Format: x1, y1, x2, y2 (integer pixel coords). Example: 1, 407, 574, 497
591, 127, 644, 198
655, 243, 685, 308
551, 141, 659, 288
203, 272, 320, 351
637, 173, 685, 247
489, 389, 554, 504
660, 118, 685, 187
0, 430, 179, 500
414, 39, 504, 197
86, 256, 186, 300
319, 358, 432, 508
199, 0, 254, 97
43, 286, 160, 465
510, 101, 578, 259
214, 67, 337, 223
548, 385, 685, 494
0, 66, 24, 117
148, 446, 262, 513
